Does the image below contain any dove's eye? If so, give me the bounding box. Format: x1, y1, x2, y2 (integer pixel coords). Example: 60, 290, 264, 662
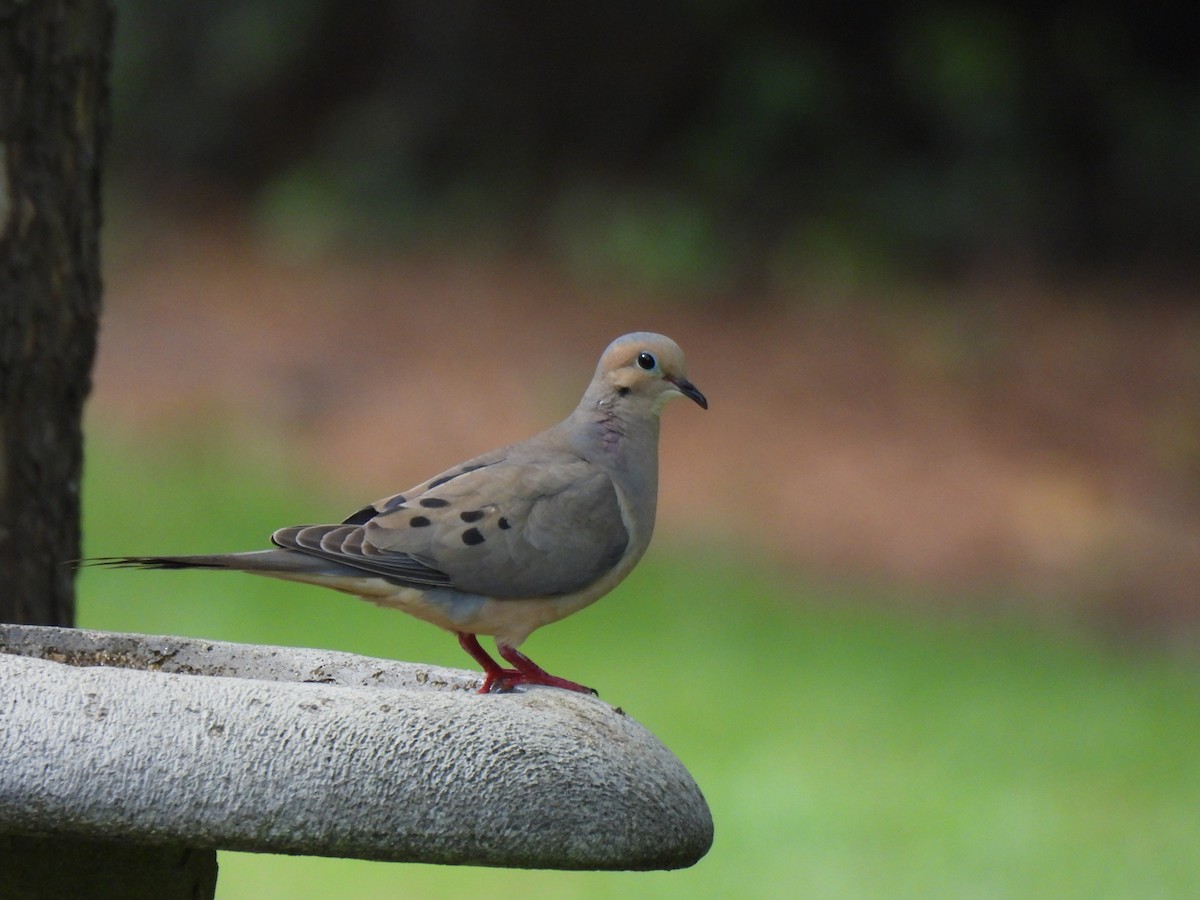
636, 352, 657, 371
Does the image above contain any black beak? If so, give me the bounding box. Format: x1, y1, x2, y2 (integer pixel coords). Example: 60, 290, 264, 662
670, 377, 708, 410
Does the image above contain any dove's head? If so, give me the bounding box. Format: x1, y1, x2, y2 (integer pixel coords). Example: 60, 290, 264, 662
590, 332, 708, 413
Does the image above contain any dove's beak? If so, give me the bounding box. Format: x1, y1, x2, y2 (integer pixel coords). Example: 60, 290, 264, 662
670, 377, 708, 410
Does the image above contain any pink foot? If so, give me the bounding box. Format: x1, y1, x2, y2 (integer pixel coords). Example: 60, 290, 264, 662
497, 644, 596, 695
455, 632, 596, 694
478, 666, 524, 694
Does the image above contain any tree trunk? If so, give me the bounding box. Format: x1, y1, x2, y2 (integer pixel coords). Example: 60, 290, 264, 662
0, 0, 111, 625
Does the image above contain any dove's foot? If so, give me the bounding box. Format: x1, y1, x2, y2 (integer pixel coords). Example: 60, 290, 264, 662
478, 666, 523, 693
456, 631, 597, 695
496, 644, 597, 695
485, 668, 596, 694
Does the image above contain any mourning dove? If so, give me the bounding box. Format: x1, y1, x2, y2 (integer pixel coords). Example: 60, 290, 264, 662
96, 332, 706, 694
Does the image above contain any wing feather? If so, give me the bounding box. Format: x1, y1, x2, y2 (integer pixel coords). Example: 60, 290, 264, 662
273, 453, 629, 599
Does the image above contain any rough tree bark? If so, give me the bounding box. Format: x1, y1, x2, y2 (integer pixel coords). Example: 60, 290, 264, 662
0, 0, 111, 625
0, 9, 220, 900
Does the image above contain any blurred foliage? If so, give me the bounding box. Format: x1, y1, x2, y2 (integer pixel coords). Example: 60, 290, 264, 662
110, 1, 1200, 283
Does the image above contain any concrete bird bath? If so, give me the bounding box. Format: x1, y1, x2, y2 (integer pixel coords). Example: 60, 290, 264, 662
0, 623, 713, 897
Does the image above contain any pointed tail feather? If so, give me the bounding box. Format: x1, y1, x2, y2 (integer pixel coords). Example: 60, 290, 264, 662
81, 550, 420, 601
88, 555, 234, 571
84, 549, 325, 574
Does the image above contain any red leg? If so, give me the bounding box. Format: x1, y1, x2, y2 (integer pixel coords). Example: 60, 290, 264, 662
456, 632, 519, 694
497, 644, 596, 695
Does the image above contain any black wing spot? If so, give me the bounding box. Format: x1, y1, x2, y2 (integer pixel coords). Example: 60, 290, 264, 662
497, 517, 512, 530
377, 494, 408, 514
419, 497, 450, 508
341, 505, 377, 525
429, 462, 490, 489
409, 516, 432, 528
461, 527, 485, 546
460, 509, 485, 523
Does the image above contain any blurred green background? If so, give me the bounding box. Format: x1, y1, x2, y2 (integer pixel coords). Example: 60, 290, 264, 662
78, 436, 1200, 896
79, 2, 1200, 897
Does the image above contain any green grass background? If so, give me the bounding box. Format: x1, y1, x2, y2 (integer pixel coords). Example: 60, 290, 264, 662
77, 432, 1200, 898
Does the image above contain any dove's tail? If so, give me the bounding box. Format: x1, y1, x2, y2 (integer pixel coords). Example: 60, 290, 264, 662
84, 550, 306, 573
81, 550, 407, 600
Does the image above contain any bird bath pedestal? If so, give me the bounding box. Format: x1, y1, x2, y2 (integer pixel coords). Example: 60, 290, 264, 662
0, 623, 713, 898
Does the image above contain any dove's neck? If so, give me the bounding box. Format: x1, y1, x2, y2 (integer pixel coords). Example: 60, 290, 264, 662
568, 401, 661, 478
564, 395, 662, 540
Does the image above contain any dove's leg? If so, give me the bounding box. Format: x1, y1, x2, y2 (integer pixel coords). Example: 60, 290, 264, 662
456, 632, 520, 694
496, 644, 596, 695
456, 632, 596, 694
